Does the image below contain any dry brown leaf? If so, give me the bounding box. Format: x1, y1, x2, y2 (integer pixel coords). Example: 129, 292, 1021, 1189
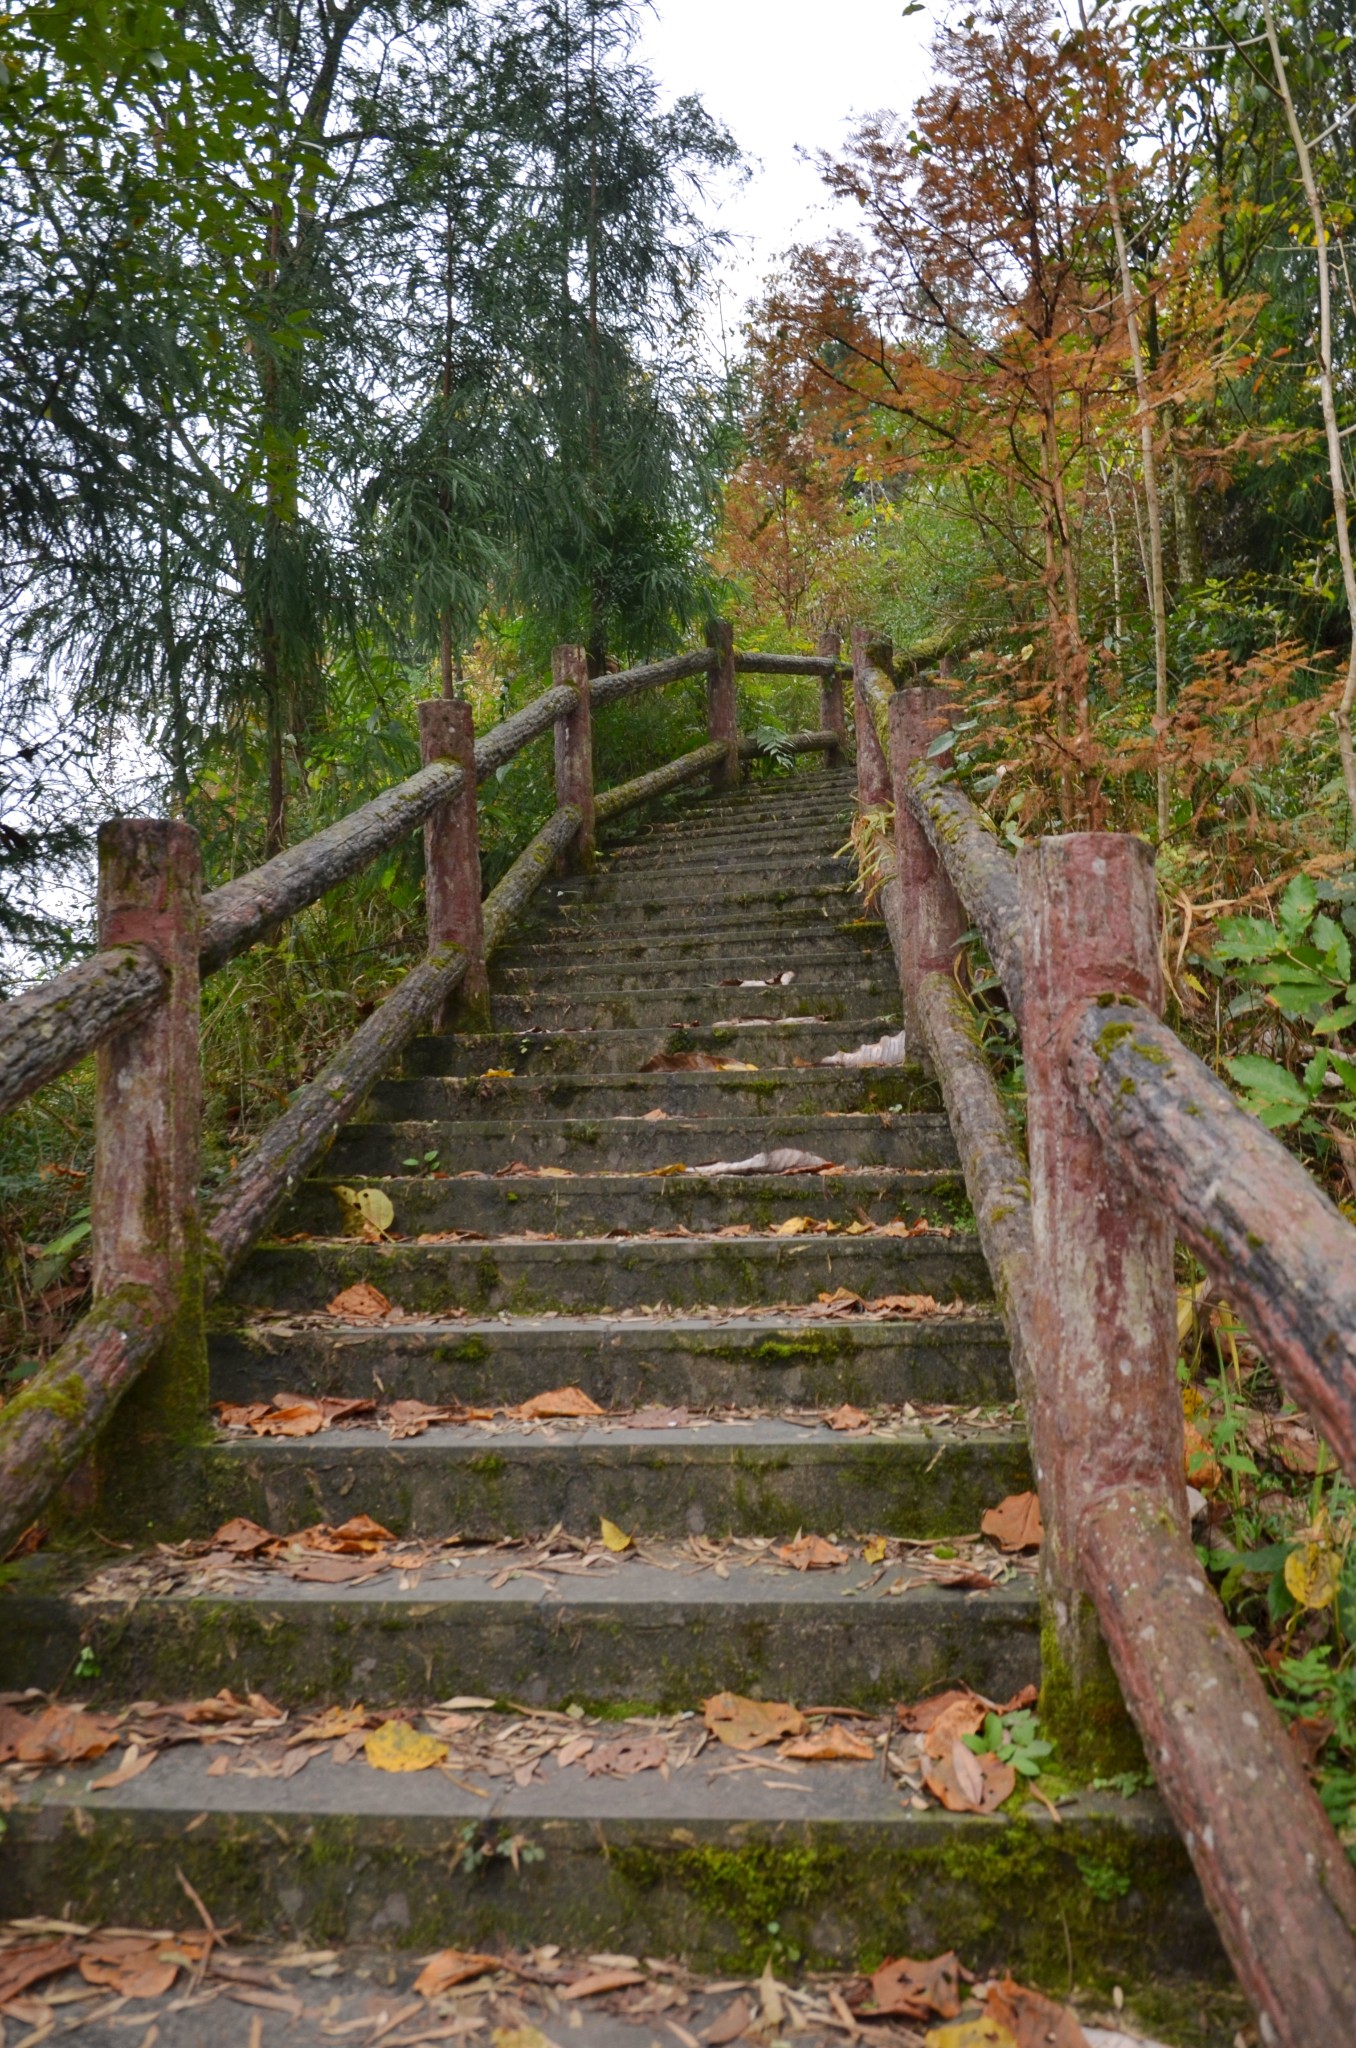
14, 1704, 119, 1765
386, 1400, 465, 1438
208, 1517, 278, 1557
88, 1742, 155, 1791
703, 1692, 805, 1751
868, 1951, 962, 2019
775, 1535, 850, 1571
583, 1737, 667, 1777
414, 1951, 502, 1997
0, 1943, 79, 2007
641, 1108, 669, 1121
561, 1968, 649, 1998
825, 1404, 870, 1432
980, 1492, 1044, 1552
923, 1745, 1016, 1814
779, 1723, 874, 1762
922, 1696, 988, 1760
1183, 1421, 1222, 1491
514, 1385, 604, 1420
641, 1051, 755, 1071
325, 1280, 393, 1319
897, 1688, 985, 1736
703, 1993, 755, 2044
697, 1149, 835, 1176
301, 1515, 395, 1554
985, 1976, 1090, 2048
79, 1953, 178, 1999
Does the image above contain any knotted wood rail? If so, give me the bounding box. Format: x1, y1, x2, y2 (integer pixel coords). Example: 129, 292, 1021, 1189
0, 633, 843, 1551
853, 638, 1356, 2048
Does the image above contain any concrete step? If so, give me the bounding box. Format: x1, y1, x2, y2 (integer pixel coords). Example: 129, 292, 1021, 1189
543, 876, 856, 916
0, 1755, 1220, 1984
2, 1544, 1040, 1710
289, 1166, 967, 1241
592, 852, 857, 888
210, 1309, 1015, 1410
494, 929, 889, 971
230, 1229, 991, 1315
492, 955, 891, 996
197, 1416, 1030, 1538
402, 1018, 905, 1076
324, 1110, 948, 1177
514, 904, 877, 948
487, 983, 900, 1028
362, 1066, 936, 1125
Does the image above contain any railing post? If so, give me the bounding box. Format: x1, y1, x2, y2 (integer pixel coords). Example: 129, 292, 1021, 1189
91, 819, 208, 1512
817, 629, 845, 767
704, 618, 739, 790
419, 698, 489, 1030
551, 643, 595, 870
888, 689, 967, 1040
851, 627, 893, 808
1019, 833, 1184, 1771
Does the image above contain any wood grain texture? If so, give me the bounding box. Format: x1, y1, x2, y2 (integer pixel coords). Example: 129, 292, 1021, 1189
1069, 996, 1356, 1477
552, 646, 595, 872
594, 743, 730, 823
1084, 1483, 1356, 2048
889, 690, 967, 1041
851, 630, 894, 810
0, 946, 165, 1119
902, 763, 1024, 1025
705, 619, 739, 791
587, 650, 712, 711
733, 651, 841, 677
419, 699, 486, 1027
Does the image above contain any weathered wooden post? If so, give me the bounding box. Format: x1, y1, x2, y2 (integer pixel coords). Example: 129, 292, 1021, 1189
888, 688, 967, 1040
851, 628, 893, 808
92, 819, 208, 1511
818, 629, 845, 767
1019, 833, 1185, 1769
705, 618, 739, 790
419, 698, 489, 1029
551, 643, 595, 871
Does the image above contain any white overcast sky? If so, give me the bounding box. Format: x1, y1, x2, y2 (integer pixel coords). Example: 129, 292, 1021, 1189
636, 0, 935, 346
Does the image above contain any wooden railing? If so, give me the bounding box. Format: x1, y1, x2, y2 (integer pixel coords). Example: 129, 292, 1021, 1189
0, 630, 847, 1552
849, 628, 1356, 2048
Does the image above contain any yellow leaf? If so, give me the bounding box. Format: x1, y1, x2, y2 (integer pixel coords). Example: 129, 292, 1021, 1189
600, 1518, 633, 1553
925, 2020, 1017, 2048
772, 1216, 813, 1236
364, 1720, 449, 1773
480, 1068, 516, 1079
863, 1536, 888, 1564
1285, 1542, 1339, 1610
335, 1186, 394, 1235
491, 2031, 553, 2048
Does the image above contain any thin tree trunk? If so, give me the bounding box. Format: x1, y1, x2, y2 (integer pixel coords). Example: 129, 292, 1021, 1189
1097, 447, 1125, 652
1263, 0, 1356, 837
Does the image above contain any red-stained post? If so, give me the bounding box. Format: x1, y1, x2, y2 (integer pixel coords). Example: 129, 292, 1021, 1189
419, 698, 488, 1030
817, 629, 845, 767
851, 628, 893, 809
705, 618, 739, 790
888, 688, 967, 1042
1019, 833, 1185, 1771
552, 643, 595, 872
91, 820, 208, 1515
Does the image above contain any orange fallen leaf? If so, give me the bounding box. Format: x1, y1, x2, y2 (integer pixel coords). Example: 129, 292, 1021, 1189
868, 1951, 962, 2020
414, 1951, 503, 1997
779, 1723, 874, 1762
560, 1969, 648, 1999
14, 1704, 119, 1766
775, 1534, 850, 1570
981, 1492, 1043, 1552
88, 1742, 156, 1791
922, 1695, 988, 1760
0, 1943, 79, 2007
703, 1993, 755, 2043
302, 1514, 396, 1554
514, 1385, 604, 1420
703, 1692, 805, 1751
253, 1399, 326, 1438
985, 1976, 1090, 2048
208, 1517, 278, 1557
923, 1744, 1016, 1814
79, 1953, 179, 1998
325, 1281, 392, 1320
1183, 1420, 1222, 1492
825, 1404, 870, 1431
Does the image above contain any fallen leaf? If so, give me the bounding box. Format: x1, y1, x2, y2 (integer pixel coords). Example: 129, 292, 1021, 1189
386, 1399, 464, 1438
923, 1745, 1016, 1814
514, 1385, 604, 1420
79, 1953, 179, 1998
491, 2029, 555, 2048
697, 1149, 835, 1176
303, 1515, 396, 1554
0, 1943, 79, 2007
600, 1518, 634, 1553
641, 1052, 756, 1071
561, 1968, 648, 1998
703, 1692, 805, 1751
481, 1068, 516, 1079
780, 1723, 874, 1762
15, 1704, 119, 1765
1289, 1711, 1334, 1772
325, 1281, 392, 1320
921, 1695, 988, 1759
869, 1951, 962, 2019
298, 1706, 370, 1742
364, 1721, 449, 1773
775, 1535, 850, 1571
981, 1492, 1044, 1552
641, 1108, 669, 1121
925, 2020, 1018, 2048
88, 1742, 155, 1791
583, 1737, 667, 1777
335, 1186, 395, 1236
757, 1960, 785, 2027
1245, 1410, 1323, 1476
770, 1215, 815, 1235
208, 1517, 278, 1558
862, 1536, 889, 1564
1286, 1542, 1339, 1610
986, 1976, 1090, 2047
820, 1030, 909, 1068
825, 1404, 869, 1431
414, 1951, 502, 1997
1183, 1421, 1222, 1491
703, 1993, 755, 2043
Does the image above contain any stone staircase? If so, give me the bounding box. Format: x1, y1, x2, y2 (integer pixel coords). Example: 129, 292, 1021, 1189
0, 766, 1221, 1999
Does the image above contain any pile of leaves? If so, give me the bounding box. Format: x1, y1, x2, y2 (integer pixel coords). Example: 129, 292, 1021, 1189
296, 1283, 982, 1328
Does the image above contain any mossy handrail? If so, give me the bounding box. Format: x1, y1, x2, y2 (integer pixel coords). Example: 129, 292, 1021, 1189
0, 631, 845, 1560
852, 634, 1356, 2048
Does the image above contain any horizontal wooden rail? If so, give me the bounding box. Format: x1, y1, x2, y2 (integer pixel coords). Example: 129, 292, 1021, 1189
0, 946, 167, 1120
588, 650, 712, 710
904, 762, 1024, 1023
733, 651, 843, 678
595, 742, 729, 823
